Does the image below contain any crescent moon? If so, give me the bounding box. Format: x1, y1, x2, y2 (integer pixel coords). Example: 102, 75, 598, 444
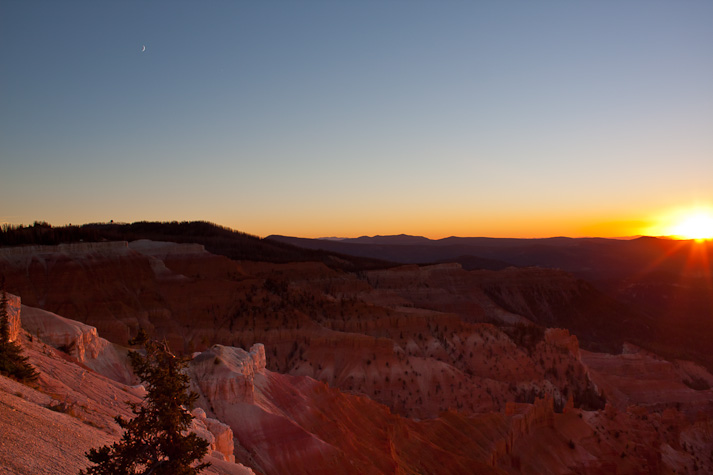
141, 45, 146, 52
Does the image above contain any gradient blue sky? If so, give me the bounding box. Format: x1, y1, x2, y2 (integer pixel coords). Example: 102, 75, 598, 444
2, 1, 712, 238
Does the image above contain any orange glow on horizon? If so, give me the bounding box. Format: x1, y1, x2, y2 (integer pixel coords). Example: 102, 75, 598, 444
248, 213, 655, 240
643, 206, 713, 242
670, 213, 713, 241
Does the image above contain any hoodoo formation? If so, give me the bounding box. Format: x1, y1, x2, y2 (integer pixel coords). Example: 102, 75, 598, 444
2, 227, 713, 474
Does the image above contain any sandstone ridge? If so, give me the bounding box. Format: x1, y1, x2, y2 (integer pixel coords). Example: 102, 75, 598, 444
4, 291, 21, 342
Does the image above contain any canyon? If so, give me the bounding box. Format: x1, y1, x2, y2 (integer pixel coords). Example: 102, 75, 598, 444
2, 229, 713, 474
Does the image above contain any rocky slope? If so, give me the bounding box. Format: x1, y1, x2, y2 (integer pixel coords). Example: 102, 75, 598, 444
19, 304, 133, 384
0, 298, 253, 475
3, 291, 21, 342
3, 241, 713, 473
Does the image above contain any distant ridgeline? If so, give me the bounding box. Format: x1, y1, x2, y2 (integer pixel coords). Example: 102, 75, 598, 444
0, 221, 392, 271
0, 220, 258, 247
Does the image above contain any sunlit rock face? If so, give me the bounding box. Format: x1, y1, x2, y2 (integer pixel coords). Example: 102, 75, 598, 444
20, 304, 133, 384
187, 343, 505, 475
190, 344, 266, 407
190, 340, 685, 475
4, 292, 21, 342
191, 407, 236, 463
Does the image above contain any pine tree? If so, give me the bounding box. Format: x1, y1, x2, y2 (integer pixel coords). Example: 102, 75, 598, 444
80, 331, 210, 475
0, 286, 39, 383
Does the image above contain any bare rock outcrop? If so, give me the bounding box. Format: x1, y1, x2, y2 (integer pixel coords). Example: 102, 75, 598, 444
190, 344, 266, 407
20, 304, 133, 384
4, 292, 21, 342
582, 344, 713, 417
191, 408, 236, 463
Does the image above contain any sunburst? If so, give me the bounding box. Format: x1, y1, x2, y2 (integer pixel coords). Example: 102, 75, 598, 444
669, 211, 713, 241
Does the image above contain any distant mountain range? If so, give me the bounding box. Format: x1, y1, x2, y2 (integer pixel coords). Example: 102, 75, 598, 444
268, 233, 709, 281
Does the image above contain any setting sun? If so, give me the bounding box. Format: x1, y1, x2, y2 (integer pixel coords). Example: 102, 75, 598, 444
670, 211, 713, 241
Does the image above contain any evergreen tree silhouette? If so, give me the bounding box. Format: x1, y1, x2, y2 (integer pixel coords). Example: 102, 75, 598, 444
80, 330, 209, 475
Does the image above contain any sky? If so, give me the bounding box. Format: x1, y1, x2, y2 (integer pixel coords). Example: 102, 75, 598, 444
1, 1, 712, 239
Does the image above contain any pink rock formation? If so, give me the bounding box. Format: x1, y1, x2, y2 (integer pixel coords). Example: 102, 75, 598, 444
191, 407, 236, 463
20, 304, 133, 384
190, 340, 681, 474
4, 292, 21, 342
190, 344, 266, 407
189, 343, 505, 474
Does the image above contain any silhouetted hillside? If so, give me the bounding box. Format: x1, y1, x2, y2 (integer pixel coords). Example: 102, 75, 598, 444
0, 221, 394, 271
269, 234, 713, 285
